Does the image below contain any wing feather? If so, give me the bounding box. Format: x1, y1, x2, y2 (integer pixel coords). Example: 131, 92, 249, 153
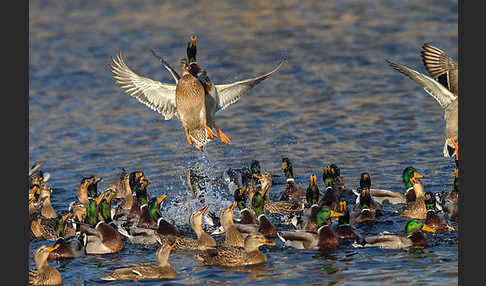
215, 58, 285, 112
110, 52, 177, 120
386, 59, 456, 109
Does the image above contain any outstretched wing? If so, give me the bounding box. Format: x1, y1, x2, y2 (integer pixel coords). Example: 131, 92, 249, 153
215, 58, 285, 112
110, 52, 177, 120
386, 59, 456, 109
421, 43, 458, 96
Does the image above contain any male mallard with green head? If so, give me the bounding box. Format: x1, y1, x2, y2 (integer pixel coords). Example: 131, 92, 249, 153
110, 36, 283, 150
101, 238, 178, 281
350, 188, 377, 225
29, 244, 62, 285
353, 219, 435, 250
79, 193, 124, 254
196, 233, 276, 267
277, 206, 344, 251
397, 172, 427, 219
387, 43, 458, 160
306, 174, 320, 207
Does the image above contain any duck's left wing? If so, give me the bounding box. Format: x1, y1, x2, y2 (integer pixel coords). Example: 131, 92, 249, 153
215, 58, 285, 112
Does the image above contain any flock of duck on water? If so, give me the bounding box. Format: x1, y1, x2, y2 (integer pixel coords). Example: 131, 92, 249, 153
28, 36, 459, 285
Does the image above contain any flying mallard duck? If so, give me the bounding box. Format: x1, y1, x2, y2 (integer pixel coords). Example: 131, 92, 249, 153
101, 238, 178, 281
196, 233, 275, 267
29, 244, 63, 285
387, 43, 458, 160
353, 219, 435, 250
110, 36, 284, 150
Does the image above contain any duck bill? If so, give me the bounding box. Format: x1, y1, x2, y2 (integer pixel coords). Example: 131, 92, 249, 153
281, 161, 287, 170
62, 213, 73, 224
230, 201, 237, 212
310, 175, 316, 185
156, 194, 168, 205
95, 192, 105, 205
454, 168, 458, 178
421, 224, 436, 233
94, 177, 103, 184
262, 241, 276, 246
106, 192, 116, 204
330, 210, 344, 217
253, 173, 262, 180
200, 204, 209, 215
169, 239, 180, 249
189, 35, 197, 48
47, 243, 61, 252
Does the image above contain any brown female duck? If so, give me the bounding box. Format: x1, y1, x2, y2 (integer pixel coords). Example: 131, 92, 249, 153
256, 171, 303, 214
101, 238, 178, 281
397, 177, 427, 219
196, 233, 275, 267
29, 244, 62, 285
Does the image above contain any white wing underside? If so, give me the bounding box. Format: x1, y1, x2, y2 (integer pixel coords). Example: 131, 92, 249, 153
110, 53, 177, 120
386, 60, 457, 109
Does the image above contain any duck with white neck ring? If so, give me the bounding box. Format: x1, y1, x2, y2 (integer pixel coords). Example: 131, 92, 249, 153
279, 158, 305, 201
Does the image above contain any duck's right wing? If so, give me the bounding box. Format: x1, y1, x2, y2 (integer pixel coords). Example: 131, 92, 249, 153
110, 53, 177, 120
150, 49, 180, 83
421, 43, 458, 96
386, 59, 457, 109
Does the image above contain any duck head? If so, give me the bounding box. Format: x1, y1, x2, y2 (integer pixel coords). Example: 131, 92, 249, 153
148, 194, 168, 222
306, 174, 320, 206
281, 158, 294, 179
316, 205, 344, 228
405, 219, 435, 236
186, 35, 197, 64
360, 172, 372, 190
244, 233, 276, 252
403, 167, 423, 189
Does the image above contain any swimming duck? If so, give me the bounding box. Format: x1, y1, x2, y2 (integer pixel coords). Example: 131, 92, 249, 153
335, 201, 361, 240
47, 233, 87, 260
352, 173, 383, 212
79, 194, 124, 254
37, 182, 57, 219
29, 244, 62, 285
318, 166, 340, 211
126, 177, 151, 221
279, 158, 305, 201
352, 172, 405, 205
174, 204, 217, 250
234, 182, 277, 238
101, 238, 178, 281
196, 233, 276, 267
255, 171, 303, 214
350, 189, 376, 225
30, 213, 73, 241
387, 43, 458, 160
220, 201, 245, 247
353, 219, 435, 250
424, 192, 455, 233
277, 206, 344, 251
397, 176, 427, 219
